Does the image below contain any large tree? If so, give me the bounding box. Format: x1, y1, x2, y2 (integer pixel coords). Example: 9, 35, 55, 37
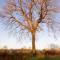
0, 0, 60, 53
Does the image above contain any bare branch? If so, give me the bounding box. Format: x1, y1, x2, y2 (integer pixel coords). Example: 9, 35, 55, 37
32, 0, 48, 31
10, 15, 30, 31
26, 0, 34, 21
18, 0, 33, 30
38, 0, 48, 23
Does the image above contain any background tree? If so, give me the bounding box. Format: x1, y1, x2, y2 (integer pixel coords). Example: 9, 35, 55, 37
0, 0, 60, 53
49, 44, 59, 49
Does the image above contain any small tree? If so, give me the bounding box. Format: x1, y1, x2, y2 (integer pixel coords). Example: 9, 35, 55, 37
0, 0, 60, 53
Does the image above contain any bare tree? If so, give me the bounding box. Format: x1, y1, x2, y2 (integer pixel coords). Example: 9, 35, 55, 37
0, 0, 60, 53
50, 44, 59, 49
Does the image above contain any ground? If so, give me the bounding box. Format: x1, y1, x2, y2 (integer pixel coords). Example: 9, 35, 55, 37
0, 48, 60, 60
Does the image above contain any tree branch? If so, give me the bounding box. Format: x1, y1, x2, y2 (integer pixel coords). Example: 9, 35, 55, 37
9, 15, 30, 31
18, 0, 33, 29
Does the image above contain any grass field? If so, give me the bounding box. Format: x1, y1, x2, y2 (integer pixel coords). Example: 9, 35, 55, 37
0, 54, 60, 60
0, 49, 60, 60
28, 56, 60, 60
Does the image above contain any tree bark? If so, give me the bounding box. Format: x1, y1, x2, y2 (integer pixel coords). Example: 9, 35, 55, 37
31, 31, 35, 54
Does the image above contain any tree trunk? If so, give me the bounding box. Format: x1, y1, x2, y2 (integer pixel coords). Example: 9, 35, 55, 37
31, 31, 35, 54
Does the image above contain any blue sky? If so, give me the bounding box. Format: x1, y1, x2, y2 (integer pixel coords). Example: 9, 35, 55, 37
0, 0, 60, 50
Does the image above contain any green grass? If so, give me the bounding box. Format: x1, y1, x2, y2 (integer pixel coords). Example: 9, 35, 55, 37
28, 56, 60, 60
28, 57, 44, 60
0, 55, 60, 60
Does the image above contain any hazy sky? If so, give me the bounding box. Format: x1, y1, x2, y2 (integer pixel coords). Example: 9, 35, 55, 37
0, 0, 60, 50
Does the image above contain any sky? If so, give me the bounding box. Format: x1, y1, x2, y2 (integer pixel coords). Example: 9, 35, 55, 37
0, 0, 60, 50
